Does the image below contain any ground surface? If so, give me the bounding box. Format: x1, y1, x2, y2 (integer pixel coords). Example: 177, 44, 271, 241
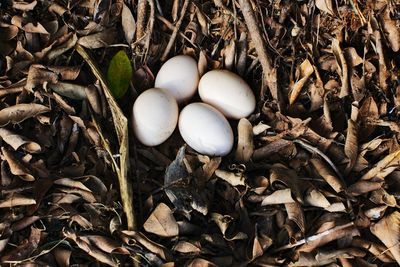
0, 0, 400, 266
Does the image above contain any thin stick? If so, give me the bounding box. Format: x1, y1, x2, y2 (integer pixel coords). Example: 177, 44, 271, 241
238, 0, 280, 105
136, 0, 148, 40
75, 44, 136, 231
274, 222, 354, 252
161, 0, 190, 61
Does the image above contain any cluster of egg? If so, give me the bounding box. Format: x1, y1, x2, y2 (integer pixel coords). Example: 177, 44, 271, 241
132, 55, 256, 156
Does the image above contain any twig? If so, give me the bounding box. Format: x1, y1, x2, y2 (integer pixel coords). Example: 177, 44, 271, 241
156, 14, 199, 48
136, 0, 148, 40
161, 0, 190, 61
75, 44, 136, 231
293, 139, 345, 184
238, 0, 280, 105
274, 222, 354, 252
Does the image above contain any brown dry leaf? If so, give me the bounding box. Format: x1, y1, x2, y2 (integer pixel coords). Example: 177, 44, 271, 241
85, 84, 102, 115
1, 227, 41, 263
261, 188, 295, 205
289, 59, 314, 105
0, 194, 36, 208
344, 103, 359, 175
25, 64, 59, 91
224, 39, 235, 70
253, 139, 293, 161
122, 3, 136, 44
351, 238, 395, 263
304, 188, 331, 208
77, 28, 117, 49
13, 1, 37, 11
344, 47, 363, 67
0, 103, 50, 127
315, 0, 334, 16
370, 188, 396, 207
235, 118, 253, 163
361, 148, 400, 180
2, 147, 35, 181
370, 211, 400, 264
120, 231, 172, 261
332, 38, 350, 98
310, 157, 345, 193
63, 229, 118, 267
210, 213, 232, 236
215, 169, 246, 186
53, 248, 71, 267
359, 96, 379, 137
0, 128, 41, 153
381, 8, 400, 52
85, 235, 130, 254
285, 202, 305, 233
173, 240, 201, 254
54, 178, 92, 192
144, 203, 179, 237
48, 82, 87, 100
186, 258, 218, 267
370, 17, 389, 93
347, 180, 383, 196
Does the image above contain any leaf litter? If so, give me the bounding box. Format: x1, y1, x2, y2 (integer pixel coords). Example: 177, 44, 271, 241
0, 0, 399, 266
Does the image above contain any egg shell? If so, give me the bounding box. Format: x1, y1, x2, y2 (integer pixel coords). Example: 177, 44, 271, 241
198, 70, 256, 119
179, 103, 234, 156
155, 55, 199, 103
132, 88, 178, 146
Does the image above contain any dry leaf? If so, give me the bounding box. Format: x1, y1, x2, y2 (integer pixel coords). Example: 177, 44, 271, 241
235, 118, 253, 163
361, 148, 400, 180
0, 128, 41, 153
0, 103, 50, 127
144, 203, 179, 237
315, 0, 334, 15
370, 211, 400, 264
121, 4, 136, 44
289, 59, 314, 104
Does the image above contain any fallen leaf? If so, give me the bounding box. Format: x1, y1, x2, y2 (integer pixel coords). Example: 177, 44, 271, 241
370, 211, 400, 264
144, 203, 179, 237
289, 59, 314, 104
107, 50, 133, 99
235, 118, 253, 163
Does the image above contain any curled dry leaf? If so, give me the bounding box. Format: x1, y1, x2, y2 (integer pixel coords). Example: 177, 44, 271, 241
344, 103, 359, 175
261, 188, 295, 205
0, 128, 41, 153
0, 194, 36, 208
121, 3, 136, 44
332, 38, 350, 98
215, 169, 246, 186
381, 8, 400, 52
289, 59, 314, 105
0, 103, 50, 127
370, 211, 400, 264
2, 147, 35, 181
361, 148, 400, 180
77, 28, 117, 49
310, 157, 345, 193
315, 0, 334, 16
120, 230, 173, 261
63, 229, 118, 267
235, 118, 253, 163
144, 203, 179, 237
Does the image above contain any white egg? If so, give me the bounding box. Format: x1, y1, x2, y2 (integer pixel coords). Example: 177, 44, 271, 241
179, 103, 234, 156
132, 88, 178, 146
198, 70, 256, 119
155, 55, 199, 103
